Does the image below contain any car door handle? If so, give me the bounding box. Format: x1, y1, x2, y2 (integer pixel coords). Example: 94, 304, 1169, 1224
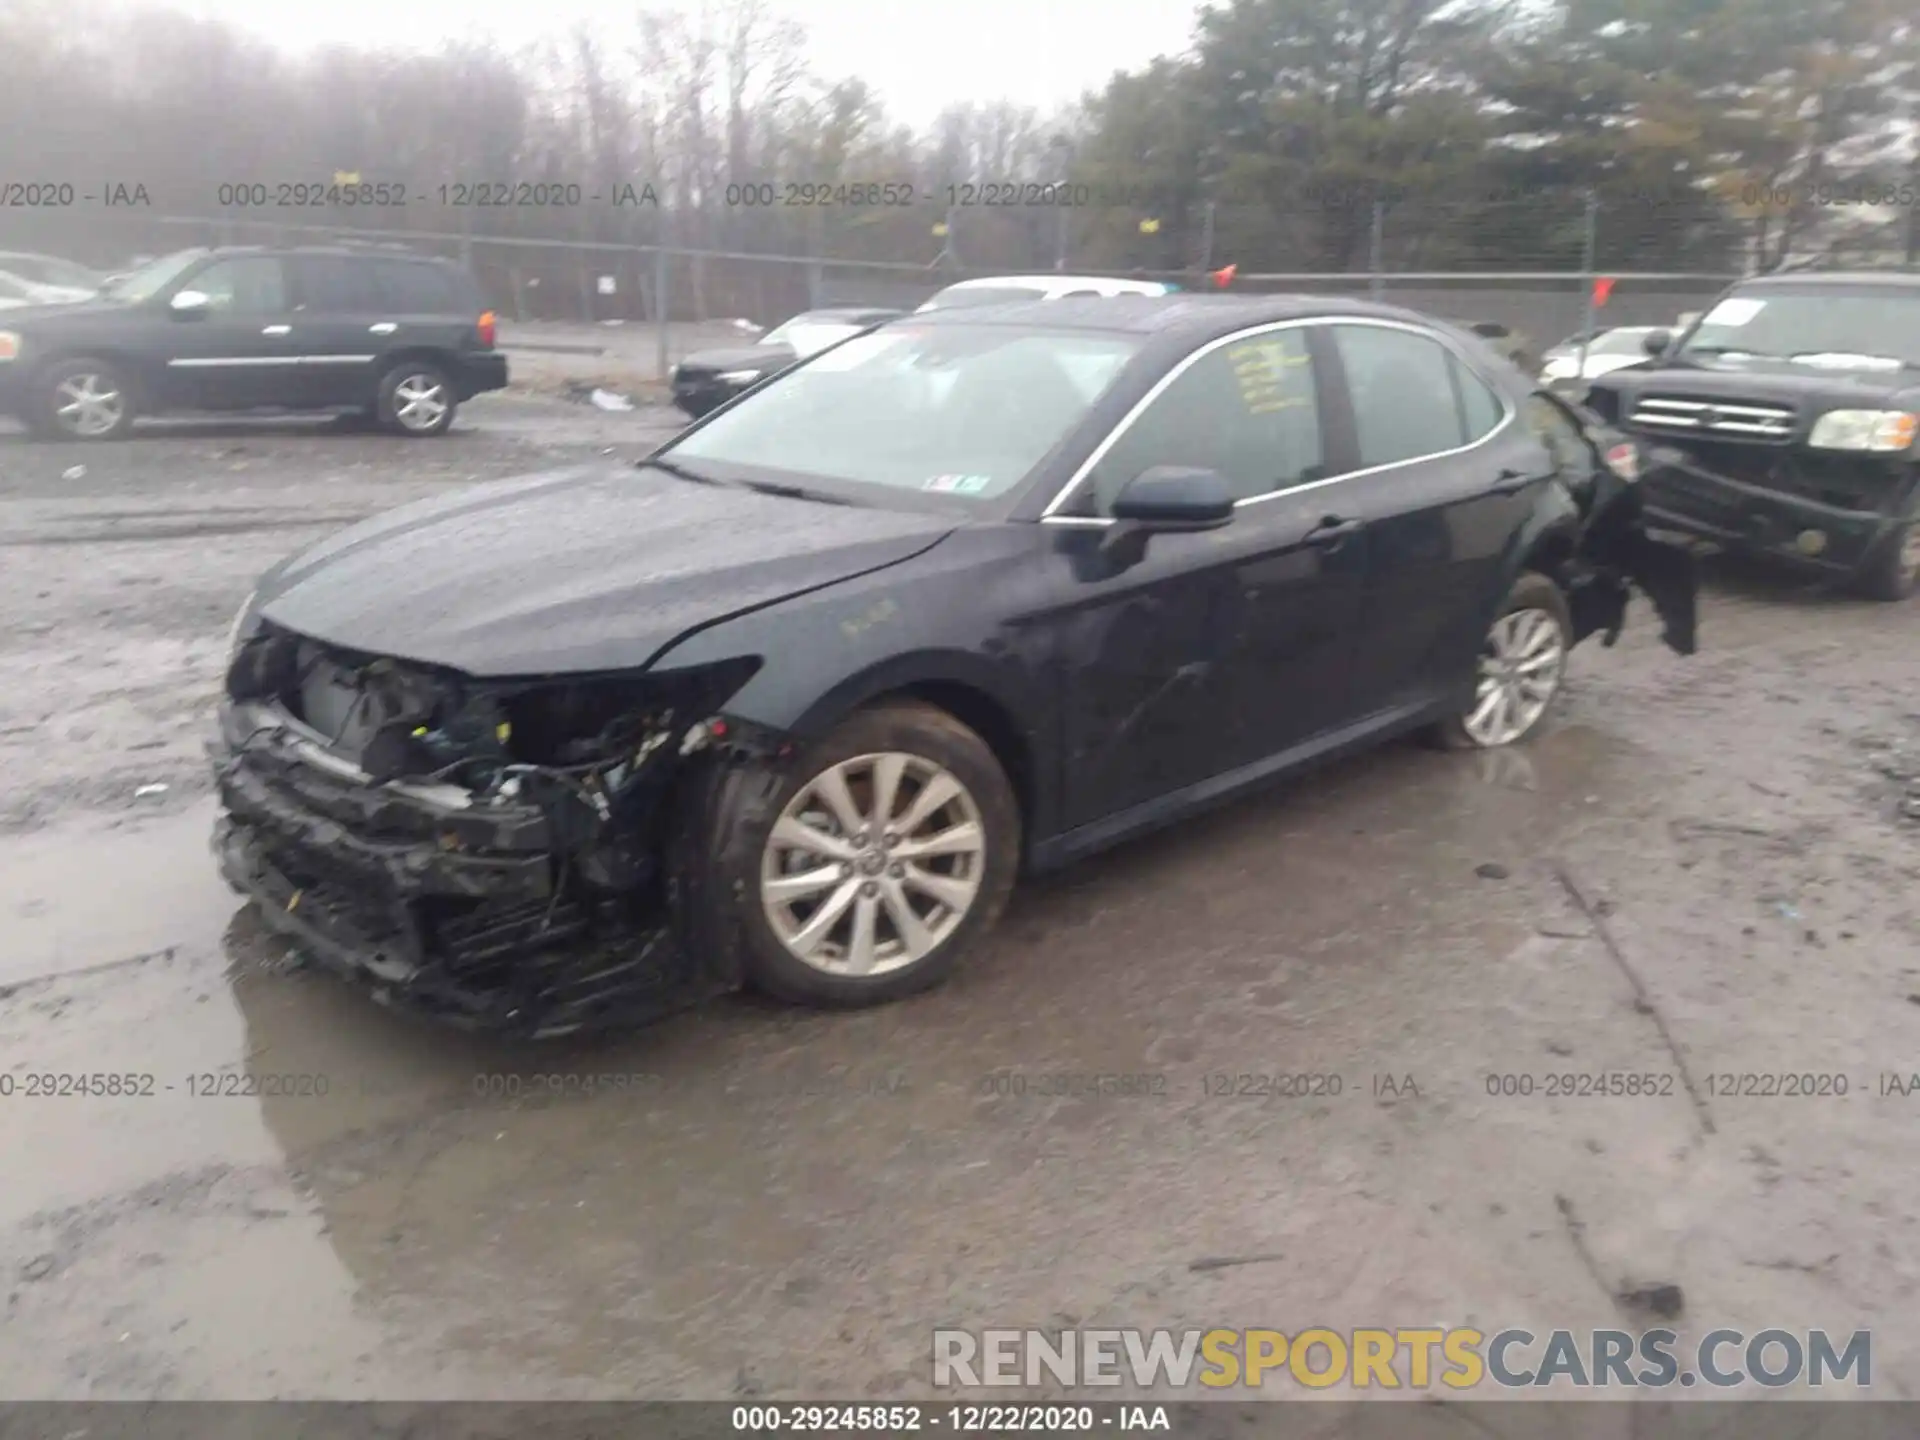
369, 322, 398, 334
1491, 467, 1531, 495
261, 324, 291, 336
1305, 515, 1362, 549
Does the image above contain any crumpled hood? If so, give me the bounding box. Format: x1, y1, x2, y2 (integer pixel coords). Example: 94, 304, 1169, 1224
253, 463, 956, 676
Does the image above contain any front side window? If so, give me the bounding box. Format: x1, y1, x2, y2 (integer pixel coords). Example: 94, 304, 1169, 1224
666, 323, 1141, 500
1333, 324, 1468, 468
189, 258, 288, 315
1074, 326, 1323, 514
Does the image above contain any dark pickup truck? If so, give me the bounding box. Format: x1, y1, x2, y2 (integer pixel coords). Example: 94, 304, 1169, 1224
1584, 270, 1920, 601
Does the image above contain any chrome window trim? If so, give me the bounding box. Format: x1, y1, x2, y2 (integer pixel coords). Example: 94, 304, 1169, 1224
1037, 315, 1517, 526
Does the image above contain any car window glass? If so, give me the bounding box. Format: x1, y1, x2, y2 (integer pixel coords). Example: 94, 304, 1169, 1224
1452, 353, 1505, 441
371, 260, 456, 312
189, 258, 287, 315
1080, 327, 1321, 513
1333, 324, 1467, 467
295, 257, 380, 312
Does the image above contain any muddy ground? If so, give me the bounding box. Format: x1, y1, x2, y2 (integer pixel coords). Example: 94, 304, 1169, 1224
0, 398, 1917, 1408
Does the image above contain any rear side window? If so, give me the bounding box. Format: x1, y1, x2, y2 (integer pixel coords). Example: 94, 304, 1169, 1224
293, 257, 381, 312
1331, 324, 1466, 467
370, 260, 464, 313
1451, 354, 1505, 441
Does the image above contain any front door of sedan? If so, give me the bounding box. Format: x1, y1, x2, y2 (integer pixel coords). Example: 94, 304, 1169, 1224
155, 256, 297, 411
1318, 321, 1548, 719
1039, 322, 1367, 832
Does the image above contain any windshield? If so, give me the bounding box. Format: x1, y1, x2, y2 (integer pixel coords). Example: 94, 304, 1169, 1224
1678, 287, 1920, 368
664, 324, 1142, 499
918, 285, 1049, 312
760, 317, 865, 357
103, 248, 209, 303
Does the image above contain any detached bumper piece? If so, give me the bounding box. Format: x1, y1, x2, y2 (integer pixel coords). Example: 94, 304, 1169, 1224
213, 738, 703, 1038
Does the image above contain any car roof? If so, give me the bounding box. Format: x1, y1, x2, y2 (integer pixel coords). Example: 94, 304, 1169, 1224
903, 291, 1454, 341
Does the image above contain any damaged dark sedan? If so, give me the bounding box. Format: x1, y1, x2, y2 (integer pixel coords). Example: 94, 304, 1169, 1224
211, 294, 1698, 1036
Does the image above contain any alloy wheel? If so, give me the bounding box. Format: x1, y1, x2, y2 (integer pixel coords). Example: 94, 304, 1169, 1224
1462, 607, 1567, 747
54, 372, 125, 437
760, 751, 987, 977
1900, 525, 1920, 585
392, 374, 449, 431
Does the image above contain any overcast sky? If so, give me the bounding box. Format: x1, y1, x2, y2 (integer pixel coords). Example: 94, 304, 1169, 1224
164, 0, 1202, 129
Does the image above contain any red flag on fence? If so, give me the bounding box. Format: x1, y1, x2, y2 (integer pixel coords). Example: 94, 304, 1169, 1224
1592, 276, 1616, 307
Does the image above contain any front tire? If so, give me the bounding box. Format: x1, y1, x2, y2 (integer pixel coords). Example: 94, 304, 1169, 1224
1854, 517, 1918, 603
375, 362, 457, 437
32, 357, 136, 441
1436, 572, 1573, 749
719, 701, 1020, 1008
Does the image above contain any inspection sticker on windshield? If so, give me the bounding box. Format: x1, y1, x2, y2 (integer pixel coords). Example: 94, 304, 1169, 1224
923, 473, 993, 494
1701, 297, 1765, 327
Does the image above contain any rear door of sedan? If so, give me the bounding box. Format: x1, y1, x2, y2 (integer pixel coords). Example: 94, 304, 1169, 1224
1316, 319, 1551, 719
1038, 321, 1368, 830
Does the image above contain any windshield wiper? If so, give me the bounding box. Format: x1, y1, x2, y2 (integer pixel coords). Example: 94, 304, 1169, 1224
636, 456, 725, 486
737, 478, 853, 506
1680, 345, 1771, 360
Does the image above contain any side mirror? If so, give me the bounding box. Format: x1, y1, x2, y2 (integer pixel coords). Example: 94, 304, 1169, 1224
1642, 328, 1672, 359
1099, 467, 1235, 561
169, 290, 210, 317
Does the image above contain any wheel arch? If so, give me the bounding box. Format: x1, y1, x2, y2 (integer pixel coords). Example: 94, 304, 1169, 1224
749, 650, 1047, 845
29, 346, 158, 404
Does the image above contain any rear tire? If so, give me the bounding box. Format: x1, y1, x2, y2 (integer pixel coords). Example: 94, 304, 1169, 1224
1854, 516, 1918, 602
1434, 572, 1574, 749
31, 356, 137, 441
375, 361, 457, 437
710, 700, 1020, 1008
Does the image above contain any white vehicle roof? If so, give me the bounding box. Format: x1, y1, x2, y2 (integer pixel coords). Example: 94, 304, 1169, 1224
944, 274, 1168, 295
917, 275, 1172, 311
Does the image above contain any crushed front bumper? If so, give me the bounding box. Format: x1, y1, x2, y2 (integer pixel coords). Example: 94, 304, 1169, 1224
1638, 446, 1912, 578
209, 702, 710, 1037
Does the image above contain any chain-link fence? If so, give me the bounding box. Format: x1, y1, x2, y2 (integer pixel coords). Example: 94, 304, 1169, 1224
10, 189, 1913, 384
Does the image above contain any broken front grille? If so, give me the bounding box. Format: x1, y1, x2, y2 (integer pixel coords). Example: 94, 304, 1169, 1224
1629, 395, 1796, 441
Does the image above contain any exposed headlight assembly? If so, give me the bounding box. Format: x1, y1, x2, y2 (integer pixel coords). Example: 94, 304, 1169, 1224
0, 331, 21, 363
1807, 409, 1918, 453
719, 369, 761, 385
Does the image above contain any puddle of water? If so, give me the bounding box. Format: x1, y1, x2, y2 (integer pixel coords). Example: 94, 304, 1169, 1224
0, 803, 231, 988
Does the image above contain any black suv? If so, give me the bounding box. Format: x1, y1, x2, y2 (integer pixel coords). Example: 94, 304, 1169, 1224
1585, 270, 1920, 601
0, 245, 508, 440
